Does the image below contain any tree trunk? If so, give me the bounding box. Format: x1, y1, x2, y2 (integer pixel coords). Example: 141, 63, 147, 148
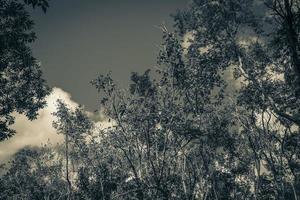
284, 0, 300, 95
65, 133, 72, 200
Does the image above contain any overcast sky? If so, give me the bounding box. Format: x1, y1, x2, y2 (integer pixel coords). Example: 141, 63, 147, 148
30, 0, 189, 111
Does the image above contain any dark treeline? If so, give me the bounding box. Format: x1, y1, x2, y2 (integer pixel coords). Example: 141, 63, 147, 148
1, 0, 300, 199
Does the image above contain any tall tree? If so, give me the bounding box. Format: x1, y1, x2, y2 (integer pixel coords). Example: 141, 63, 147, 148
52, 100, 93, 200
0, 0, 51, 141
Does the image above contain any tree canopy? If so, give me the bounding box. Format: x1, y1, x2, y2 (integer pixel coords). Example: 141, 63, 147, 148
0, 0, 51, 140
1, 0, 300, 199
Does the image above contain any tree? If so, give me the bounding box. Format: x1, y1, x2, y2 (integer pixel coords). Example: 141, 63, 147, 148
0, 0, 51, 141
0, 146, 68, 200
2, 0, 300, 199
171, 0, 300, 199
52, 100, 93, 200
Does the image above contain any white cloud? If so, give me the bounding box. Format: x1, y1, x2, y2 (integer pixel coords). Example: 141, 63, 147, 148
0, 87, 79, 161
182, 31, 196, 54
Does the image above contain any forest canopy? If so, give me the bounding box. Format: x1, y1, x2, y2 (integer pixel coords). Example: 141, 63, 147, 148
1, 0, 300, 199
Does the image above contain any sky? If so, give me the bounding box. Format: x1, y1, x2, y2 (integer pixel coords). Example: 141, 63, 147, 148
0, 0, 190, 161
0, 0, 268, 162
30, 0, 189, 111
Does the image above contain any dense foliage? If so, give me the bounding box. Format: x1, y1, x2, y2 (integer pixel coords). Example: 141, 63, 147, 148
0, 0, 50, 140
1, 0, 300, 199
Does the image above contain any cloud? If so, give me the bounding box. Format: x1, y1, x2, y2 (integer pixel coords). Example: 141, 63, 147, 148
0, 87, 79, 161
182, 31, 196, 54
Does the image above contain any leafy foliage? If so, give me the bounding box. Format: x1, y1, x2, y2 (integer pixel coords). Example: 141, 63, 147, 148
0, 0, 51, 140
1, 0, 300, 199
